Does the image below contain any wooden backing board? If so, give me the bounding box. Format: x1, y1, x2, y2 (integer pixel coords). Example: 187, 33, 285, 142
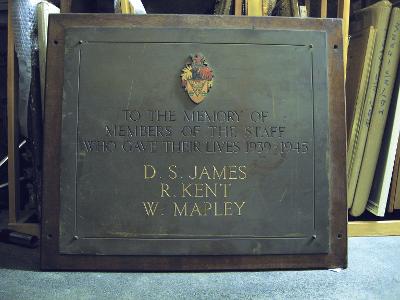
41, 14, 347, 271
7, 0, 20, 224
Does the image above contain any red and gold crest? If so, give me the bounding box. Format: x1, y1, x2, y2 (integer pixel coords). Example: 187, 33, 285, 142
181, 53, 214, 104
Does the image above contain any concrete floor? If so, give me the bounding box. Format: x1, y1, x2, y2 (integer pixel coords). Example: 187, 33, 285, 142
0, 236, 400, 299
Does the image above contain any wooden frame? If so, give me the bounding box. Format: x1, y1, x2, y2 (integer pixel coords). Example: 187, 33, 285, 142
41, 14, 346, 271
7, 0, 19, 227
337, 0, 350, 77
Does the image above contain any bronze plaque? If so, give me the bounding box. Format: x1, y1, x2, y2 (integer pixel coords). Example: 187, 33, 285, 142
42, 14, 347, 270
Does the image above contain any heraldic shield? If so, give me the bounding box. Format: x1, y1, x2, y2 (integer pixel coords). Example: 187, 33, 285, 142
181, 53, 214, 104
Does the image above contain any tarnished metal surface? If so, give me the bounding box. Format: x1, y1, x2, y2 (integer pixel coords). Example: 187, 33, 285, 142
41, 14, 347, 270
58, 27, 328, 255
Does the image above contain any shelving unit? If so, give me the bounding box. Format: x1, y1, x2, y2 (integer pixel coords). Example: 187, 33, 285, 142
349, 220, 400, 236
6, 1, 39, 237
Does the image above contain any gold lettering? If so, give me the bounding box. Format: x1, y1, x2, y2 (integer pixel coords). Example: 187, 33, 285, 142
179, 183, 232, 198
190, 202, 202, 216
224, 201, 233, 216
221, 183, 231, 198
234, 201, 246, 216
214, 202, 223, 216
173, 202, 187, 216
213, 165, 226, 180
238, 165, 247, 180
142, 202, 158, 216
168, 165, 177, 180
194, 184, 204, 198
144, 164, 156, 179
228, 165, 237, 179
205, 183, 217, 198
188, 165, 198, 180
198, 166, 211, 180
160, 183, 170, 197
185, 165, 247, 180
204, 202, 212, 216
172, 201, 246, 217
181, 183, 192, 197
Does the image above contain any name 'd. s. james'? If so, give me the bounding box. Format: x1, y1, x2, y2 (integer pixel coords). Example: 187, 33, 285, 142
144, 164, 247, 181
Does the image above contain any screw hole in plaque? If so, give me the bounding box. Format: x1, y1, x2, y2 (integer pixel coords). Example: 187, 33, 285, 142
337, 233, 343, 239
333, 44, 338, 49
47, 234, 53, 239
53, 40, 58, 45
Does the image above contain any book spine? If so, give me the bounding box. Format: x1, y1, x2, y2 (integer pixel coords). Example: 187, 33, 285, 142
346, 28, 376, 208
351, 7, 400, 217
262, 0, 277, 16
347, 3, 392, 209
247, 0, 263, 16
291, 0, 300, 17
367, 80, 400, 216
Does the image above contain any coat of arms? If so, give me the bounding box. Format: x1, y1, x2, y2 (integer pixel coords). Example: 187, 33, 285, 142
181, 53, 214, 104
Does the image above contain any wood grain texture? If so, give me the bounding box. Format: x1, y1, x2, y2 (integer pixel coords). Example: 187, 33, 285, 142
60, 0, 72, 13
7, 0, 20, 224
349, 221, 400, 237
41, 14, 347, 271
337, 0, 350, 77
8, 223, 40, 237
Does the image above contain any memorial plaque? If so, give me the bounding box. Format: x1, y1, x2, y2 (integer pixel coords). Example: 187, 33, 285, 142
41, 14, 347, 270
